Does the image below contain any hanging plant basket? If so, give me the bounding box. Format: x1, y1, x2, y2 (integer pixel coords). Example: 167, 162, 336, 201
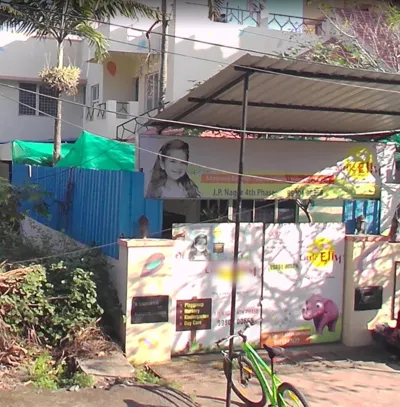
39, 65, 81, 96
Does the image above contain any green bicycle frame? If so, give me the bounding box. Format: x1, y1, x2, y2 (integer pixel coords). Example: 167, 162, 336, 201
241, 341, 283, 405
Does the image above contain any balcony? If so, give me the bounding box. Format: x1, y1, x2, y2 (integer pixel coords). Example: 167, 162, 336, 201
210, 4, 326, 35
84, 100, 139, 139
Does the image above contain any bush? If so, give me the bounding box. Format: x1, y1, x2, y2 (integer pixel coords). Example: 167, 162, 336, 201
0, 261, 103, 347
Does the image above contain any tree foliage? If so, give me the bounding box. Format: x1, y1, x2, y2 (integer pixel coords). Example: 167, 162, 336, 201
290, 2, 400, 72
0, 0, 160, 60
0, 0, 160, 163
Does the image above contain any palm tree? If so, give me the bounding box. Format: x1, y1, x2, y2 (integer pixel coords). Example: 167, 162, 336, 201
0, 0, 159, 164
208, 0, 225, 21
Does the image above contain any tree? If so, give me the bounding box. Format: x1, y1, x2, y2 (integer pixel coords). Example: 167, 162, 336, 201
289, 2, 400, 72
208, 0, 225, 21
0, 0, 159, 164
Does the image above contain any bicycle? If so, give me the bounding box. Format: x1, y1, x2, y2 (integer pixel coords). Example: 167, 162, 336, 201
216, 319, 310, 407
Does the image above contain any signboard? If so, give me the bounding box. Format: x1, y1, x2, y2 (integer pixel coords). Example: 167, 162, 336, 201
261, 223, 345, 347
139, 135, 395, 200
172, 223, 263, 354
176, 298, 212, 331
131, 295, 169, 324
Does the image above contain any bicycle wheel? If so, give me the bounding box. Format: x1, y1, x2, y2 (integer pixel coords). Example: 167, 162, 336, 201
223, 355, 267, 407
277, 382, 310, 407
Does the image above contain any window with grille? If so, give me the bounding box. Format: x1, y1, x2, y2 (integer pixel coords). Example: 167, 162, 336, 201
18, 83, 58, 117
145, 72, 159, 112
90, 84, 99, 106
38, 86, 58, 117
19, 83, 37, 115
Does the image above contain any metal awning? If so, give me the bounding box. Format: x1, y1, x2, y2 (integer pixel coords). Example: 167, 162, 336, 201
150, 54, 400, 137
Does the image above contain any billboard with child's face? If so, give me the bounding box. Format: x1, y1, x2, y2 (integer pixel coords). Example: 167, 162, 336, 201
139, 135, 395, 200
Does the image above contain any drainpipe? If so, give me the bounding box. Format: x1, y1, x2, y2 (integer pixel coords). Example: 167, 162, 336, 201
158, 0, 168, 112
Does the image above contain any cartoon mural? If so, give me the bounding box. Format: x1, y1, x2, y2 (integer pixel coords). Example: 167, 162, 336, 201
302, 294, 339, 335
261, 223, 345, 347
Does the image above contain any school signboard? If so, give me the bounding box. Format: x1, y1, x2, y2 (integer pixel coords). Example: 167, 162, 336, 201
171, 223, 263, 354
261, 223, 345, 347
138, 135, 395, 200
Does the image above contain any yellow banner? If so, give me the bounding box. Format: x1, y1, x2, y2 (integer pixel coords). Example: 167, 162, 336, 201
190, 171, 379, 200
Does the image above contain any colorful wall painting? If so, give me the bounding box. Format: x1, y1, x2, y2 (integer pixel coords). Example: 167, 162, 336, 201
171, 223, 264, 354
261, 223, 345, 347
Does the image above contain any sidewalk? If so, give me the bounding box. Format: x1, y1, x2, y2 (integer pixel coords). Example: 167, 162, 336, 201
149, 343, 400, 406
0, 344, 398, 407
0, 385, 197, 407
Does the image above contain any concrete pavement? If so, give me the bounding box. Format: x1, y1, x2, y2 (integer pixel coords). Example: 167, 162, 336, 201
0, 385, 198, 407
150, 343, 400, 406
0, 344, 398, 406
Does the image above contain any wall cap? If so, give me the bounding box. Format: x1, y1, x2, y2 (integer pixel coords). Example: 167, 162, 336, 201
345, 235, 389, 242
118, 238, 175, 248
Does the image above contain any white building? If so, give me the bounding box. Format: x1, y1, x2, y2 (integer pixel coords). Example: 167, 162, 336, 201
0, 0, 365, 177
83, 0, 329, 140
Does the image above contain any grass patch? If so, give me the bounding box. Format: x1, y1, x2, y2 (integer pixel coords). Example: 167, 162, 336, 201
28, 353, 95, 390
135, 367, 161, 384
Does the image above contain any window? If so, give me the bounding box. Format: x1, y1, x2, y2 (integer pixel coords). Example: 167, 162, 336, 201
90, 84, 100, 106
133, 77, 139, 102
233, 200, 298, 223
200, 200, 229, 222
18, 83, 57, 117
38, 86, 58, 117
145, 72, 159, 111
19, 83, 37, 115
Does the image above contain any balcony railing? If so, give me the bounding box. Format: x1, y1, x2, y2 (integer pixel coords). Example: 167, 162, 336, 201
86, 102, 106, 121
217, 4, 262, 26
190, 1, 326, 35
268, 13, 325, 35
85, 101, 138, 123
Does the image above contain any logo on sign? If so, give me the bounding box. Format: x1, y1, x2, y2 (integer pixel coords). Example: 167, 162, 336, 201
140, 253, 165, 277
304, 237, 342, 268
342, 147, 378, 181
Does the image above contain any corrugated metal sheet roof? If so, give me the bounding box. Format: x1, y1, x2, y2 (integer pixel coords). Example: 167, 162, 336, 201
150, 54, 400, 137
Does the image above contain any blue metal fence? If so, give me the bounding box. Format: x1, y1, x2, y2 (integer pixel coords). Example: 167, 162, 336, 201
12, 164, 163, 258
342, 199, 381, 234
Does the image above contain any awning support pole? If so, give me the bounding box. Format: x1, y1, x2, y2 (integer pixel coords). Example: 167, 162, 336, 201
225, 72, 250, 407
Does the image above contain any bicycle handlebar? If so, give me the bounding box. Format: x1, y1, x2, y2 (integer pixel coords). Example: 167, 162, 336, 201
215, 318, 262, 348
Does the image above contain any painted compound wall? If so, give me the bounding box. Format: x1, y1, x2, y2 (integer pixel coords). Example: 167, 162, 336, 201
123, 222, 346, 362
261, 223, 345, 347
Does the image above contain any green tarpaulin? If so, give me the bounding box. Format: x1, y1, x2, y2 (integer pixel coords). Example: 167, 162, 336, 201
12, 140, 74, 165
55, 131, 135, 171
12, 131, 135, 171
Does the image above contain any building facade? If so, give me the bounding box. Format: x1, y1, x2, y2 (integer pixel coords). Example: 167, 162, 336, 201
0, 0, 385, 177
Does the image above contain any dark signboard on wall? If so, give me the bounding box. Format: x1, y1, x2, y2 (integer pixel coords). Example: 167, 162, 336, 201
131, 295, 169, 324
176, 298, 212, 331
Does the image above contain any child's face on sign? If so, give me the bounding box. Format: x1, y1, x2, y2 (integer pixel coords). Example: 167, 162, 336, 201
161, 149, 188, 181
195, 237, 207, 252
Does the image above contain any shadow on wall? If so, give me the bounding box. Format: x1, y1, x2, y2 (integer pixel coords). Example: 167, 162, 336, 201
343, 236, 400, 347
169, 19, 321, 102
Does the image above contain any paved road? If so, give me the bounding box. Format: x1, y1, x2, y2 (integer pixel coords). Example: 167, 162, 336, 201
0, 385, 197, 407
179, 366, 400, 407
150, 344, 400, 406
1, 344, 398, 407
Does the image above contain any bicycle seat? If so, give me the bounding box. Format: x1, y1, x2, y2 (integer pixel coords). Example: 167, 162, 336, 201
263, 344, 285, 359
